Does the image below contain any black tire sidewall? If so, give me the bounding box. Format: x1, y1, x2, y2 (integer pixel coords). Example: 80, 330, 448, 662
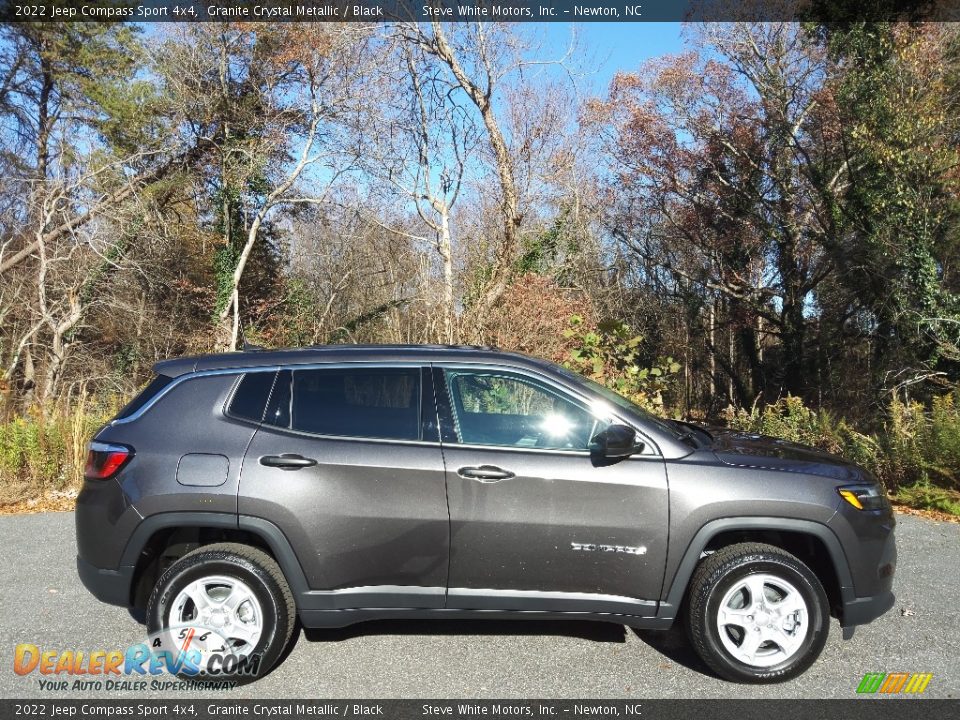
146, 553, 289, 681
699, 556, 828, 682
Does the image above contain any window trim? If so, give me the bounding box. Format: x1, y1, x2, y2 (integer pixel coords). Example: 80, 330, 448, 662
114, 374, 177, 421
112, 362, 430, 432
111, 359, 660, 456
432, 363, 661, 457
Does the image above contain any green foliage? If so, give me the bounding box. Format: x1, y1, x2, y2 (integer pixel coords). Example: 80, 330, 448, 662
727, 392, 960, 515
563, 315, 681, 412
882, 393, 960, 489
6, 22, 155, 156
896, 483, 960, 516
725, 396, 881, 472
0, 400, 117, 505
212, 243, 239, 320
818, 22, 960, 381
514, 210, 581, 278
112, 343, 141, 379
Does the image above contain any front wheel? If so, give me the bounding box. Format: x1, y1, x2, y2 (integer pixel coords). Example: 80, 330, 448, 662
685, 542, 829, 683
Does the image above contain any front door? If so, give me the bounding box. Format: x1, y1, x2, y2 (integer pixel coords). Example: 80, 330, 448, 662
435, 366, 668, 616
239, 365, 449, 609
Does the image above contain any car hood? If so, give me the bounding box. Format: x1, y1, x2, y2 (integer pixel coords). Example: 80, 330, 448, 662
707, 428, 864, 482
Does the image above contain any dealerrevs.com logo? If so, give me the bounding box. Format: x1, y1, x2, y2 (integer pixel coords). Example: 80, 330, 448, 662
13, 626, 259, 691
857, 672, 934, 695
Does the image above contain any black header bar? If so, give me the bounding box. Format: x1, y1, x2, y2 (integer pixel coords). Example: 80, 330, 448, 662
2, 0, 960, 23
0, 700, 957, 719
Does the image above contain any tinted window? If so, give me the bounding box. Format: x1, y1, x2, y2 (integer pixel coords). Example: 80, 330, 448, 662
116, 374, 175, 420
288, 367, 421, 440
227, 372, 276, 422
444, 370, 607, 450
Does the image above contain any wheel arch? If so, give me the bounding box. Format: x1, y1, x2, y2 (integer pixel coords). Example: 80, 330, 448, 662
123, 512, 309, 610
658, 517, 854, 621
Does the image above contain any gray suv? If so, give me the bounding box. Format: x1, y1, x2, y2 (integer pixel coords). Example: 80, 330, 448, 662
76, 345, 896, 683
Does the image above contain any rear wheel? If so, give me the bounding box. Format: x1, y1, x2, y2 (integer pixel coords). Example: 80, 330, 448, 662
146, 543, 295, 682
685, 542, 829, 683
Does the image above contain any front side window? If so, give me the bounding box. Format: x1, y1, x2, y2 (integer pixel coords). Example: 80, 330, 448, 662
443, 370, 608, 450
279, 367, 421, 441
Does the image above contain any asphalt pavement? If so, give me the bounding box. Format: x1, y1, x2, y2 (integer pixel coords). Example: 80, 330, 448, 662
0, 511, 957, 699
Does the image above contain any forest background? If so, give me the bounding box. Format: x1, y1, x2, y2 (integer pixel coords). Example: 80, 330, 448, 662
1, 18, 958, 513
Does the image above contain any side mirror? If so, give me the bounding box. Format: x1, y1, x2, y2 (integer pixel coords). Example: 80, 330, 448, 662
590, 424, 643, 460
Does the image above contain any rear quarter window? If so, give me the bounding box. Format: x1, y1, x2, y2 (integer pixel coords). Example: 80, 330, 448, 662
115, 375, 175, 420
226, 372, 277, 423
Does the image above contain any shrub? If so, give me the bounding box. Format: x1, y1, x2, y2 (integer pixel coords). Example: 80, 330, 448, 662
485, 274, 596, 363
724, 396, 881, 474
725, 392, 960, 515
0, 398, 117, 506
880, 393, 960, 490
564, 316, 681, 412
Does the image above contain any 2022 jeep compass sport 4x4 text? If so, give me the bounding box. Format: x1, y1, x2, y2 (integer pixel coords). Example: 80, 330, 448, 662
76, 345, 896, 683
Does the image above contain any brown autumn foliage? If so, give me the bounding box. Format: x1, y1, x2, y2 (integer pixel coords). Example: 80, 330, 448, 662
484, 274, 596, 364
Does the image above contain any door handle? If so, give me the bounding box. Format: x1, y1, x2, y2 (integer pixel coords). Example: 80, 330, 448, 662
457, 465, 515, 482
259, 454, 318, 470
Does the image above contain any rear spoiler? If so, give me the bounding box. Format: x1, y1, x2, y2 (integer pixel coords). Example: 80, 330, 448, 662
152, 356, 202, 378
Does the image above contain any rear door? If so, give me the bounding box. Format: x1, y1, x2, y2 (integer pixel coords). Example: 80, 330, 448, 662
238, 364, 449, 609
435, 365, 669, 616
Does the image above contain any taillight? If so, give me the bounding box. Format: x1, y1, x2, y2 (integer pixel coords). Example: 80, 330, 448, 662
84, 442, 133, 480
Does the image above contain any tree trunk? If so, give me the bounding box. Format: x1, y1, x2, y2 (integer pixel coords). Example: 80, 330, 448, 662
438, 206, 455, 344
708, 301, 716, 406
424, 24, 521, 337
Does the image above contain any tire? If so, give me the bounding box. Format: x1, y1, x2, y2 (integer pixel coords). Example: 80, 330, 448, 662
685, 542, 829, 683
146, 542, 295, 682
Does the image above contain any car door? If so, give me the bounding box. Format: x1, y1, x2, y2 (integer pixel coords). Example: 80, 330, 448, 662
435, 365, 669, 616
238, 364, 449, 609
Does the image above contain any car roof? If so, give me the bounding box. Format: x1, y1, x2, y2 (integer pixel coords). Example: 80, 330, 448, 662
153, 344, 555, 378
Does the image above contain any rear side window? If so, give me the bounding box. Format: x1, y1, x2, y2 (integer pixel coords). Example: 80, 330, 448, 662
115, 374, 175, 420
277, 367, 421, 441
227, 372, 276, 423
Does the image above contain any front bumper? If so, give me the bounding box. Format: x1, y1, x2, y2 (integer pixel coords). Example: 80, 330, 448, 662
829, 499, 897, 627
76, 555, 133, 607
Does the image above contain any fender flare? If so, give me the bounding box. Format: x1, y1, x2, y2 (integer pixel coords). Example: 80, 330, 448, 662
120, 511, 310, 602
656, 516, 854, 620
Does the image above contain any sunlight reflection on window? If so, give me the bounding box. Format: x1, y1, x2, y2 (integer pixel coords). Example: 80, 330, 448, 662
540, 413, 574, 437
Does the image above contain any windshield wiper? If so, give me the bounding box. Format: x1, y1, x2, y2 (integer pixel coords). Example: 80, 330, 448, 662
671, 420, 711, 447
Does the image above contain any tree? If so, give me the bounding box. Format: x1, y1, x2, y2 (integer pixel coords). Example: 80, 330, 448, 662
0, 22, 198, 402
156, 23, 370, 350
397, 22, 529, 338
587, 24, 839, 403
812, 22, 960, 397
349, 36, 481, 342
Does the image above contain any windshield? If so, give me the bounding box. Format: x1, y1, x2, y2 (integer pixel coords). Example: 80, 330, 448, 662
551, 364, 685, 440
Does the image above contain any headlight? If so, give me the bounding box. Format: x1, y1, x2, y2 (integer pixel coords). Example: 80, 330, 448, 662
838, 484, 888, 511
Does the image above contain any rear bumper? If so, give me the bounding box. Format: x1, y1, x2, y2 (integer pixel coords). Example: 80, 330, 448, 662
76, 555, 133, 607
842, 589, 895, 627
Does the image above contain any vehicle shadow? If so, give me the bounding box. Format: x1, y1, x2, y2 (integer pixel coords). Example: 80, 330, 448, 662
630, 625, 715, 677
299, 619, 717, 677
302, 618, 629, 644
